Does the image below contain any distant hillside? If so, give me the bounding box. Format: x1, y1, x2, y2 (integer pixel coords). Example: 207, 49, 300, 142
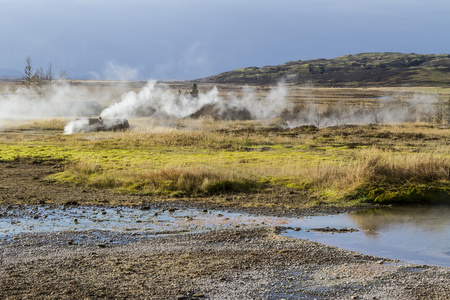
0, 68, 22, 80
198, 53, 450, 87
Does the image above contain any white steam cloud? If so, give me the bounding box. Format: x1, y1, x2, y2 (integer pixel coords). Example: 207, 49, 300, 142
100, 80, 443, 128
284, 88, 443, 128
89, 60, 139, 81
100, 80, 291, 120
64, 117, 129, 134
1, 78, 444, 134
63, 118, 90, 134
0, 82, 104, 128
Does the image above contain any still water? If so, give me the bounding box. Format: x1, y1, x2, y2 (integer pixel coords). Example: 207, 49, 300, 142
0, 205, 449, 267
284, 206, 450, 268
0, 205, 289, 238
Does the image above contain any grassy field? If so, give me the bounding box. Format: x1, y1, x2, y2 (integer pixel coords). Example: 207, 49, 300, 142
1, 81, 449, 207
0, 116, 448, 207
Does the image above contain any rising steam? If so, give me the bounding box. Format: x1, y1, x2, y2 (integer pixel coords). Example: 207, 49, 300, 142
0, 78, 445, 134
100, 80, 292, 120
0, 82, 104, 127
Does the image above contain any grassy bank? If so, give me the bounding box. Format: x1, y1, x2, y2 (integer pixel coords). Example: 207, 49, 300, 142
1, 118, 448, 207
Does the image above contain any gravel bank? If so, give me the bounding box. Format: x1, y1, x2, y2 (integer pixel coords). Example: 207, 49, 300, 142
1, 227, 449, 299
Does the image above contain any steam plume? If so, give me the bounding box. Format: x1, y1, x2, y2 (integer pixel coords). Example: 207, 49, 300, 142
0, 82, 105, 128
1, 78, 444, 133
100, 80, 291, 120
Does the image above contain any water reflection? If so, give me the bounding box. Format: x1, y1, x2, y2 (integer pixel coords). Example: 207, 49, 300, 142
349, 206, 450, 237
284, 206, 450, 267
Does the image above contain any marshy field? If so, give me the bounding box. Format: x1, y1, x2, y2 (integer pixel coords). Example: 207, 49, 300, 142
0, 80, 449, 299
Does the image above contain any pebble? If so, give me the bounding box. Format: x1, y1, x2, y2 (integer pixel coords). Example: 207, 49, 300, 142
192, 292, 205, 297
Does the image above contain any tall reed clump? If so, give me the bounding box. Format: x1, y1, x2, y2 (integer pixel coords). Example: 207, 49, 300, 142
134, 167, 259, 196
290, 150, 450, 205
56, 161, 259, 196
347, 154, 450, 204
54, 160, 106, 186
355, 155, 450, 184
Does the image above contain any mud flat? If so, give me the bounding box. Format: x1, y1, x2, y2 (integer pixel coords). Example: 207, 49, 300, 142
0, 162, 449, 299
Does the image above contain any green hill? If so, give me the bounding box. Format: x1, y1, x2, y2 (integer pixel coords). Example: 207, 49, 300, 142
198, 52, 450, 87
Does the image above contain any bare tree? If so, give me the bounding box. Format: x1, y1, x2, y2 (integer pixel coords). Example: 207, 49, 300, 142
58, 69, 67, 80
23, 56, 34, 89
370, 108, 383, 124
45, 63, 53, 81
34, 66, 45, 91
313, 106, 328, 128
369, 99, 384, 124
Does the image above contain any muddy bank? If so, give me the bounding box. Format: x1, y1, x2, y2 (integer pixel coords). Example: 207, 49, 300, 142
0, 162, 449, 299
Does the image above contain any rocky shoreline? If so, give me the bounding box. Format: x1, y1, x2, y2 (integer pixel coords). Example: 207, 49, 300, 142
1, 226, 449, 299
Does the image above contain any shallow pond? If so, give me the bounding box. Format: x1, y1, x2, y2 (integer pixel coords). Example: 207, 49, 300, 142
0, 205, 289, 238
0, 205, 448, 268
284, 206, 450, 268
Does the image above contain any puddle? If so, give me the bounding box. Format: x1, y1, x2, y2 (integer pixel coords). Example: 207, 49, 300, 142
1, 205, 449, 268
284, 206, 450, 268
0, 205, 289, 241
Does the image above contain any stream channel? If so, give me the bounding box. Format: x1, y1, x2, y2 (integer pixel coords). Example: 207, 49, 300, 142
0, 205, 449, 268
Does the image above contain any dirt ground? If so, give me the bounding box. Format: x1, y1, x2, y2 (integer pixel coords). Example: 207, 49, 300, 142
0, 162, 449, 299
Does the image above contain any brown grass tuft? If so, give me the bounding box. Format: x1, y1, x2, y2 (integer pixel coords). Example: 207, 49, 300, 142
355, 155, 450, 184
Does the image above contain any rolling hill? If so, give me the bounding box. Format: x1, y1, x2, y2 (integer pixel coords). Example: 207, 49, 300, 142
197, 52, 450, 87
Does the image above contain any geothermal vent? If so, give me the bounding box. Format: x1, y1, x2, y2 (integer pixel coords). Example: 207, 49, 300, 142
64, 117, 130, 134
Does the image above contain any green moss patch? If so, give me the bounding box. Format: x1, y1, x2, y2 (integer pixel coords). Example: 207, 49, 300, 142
347, 184, 450, 205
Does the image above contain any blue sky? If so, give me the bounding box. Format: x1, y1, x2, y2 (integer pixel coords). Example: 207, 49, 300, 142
1, 0, 449, 80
